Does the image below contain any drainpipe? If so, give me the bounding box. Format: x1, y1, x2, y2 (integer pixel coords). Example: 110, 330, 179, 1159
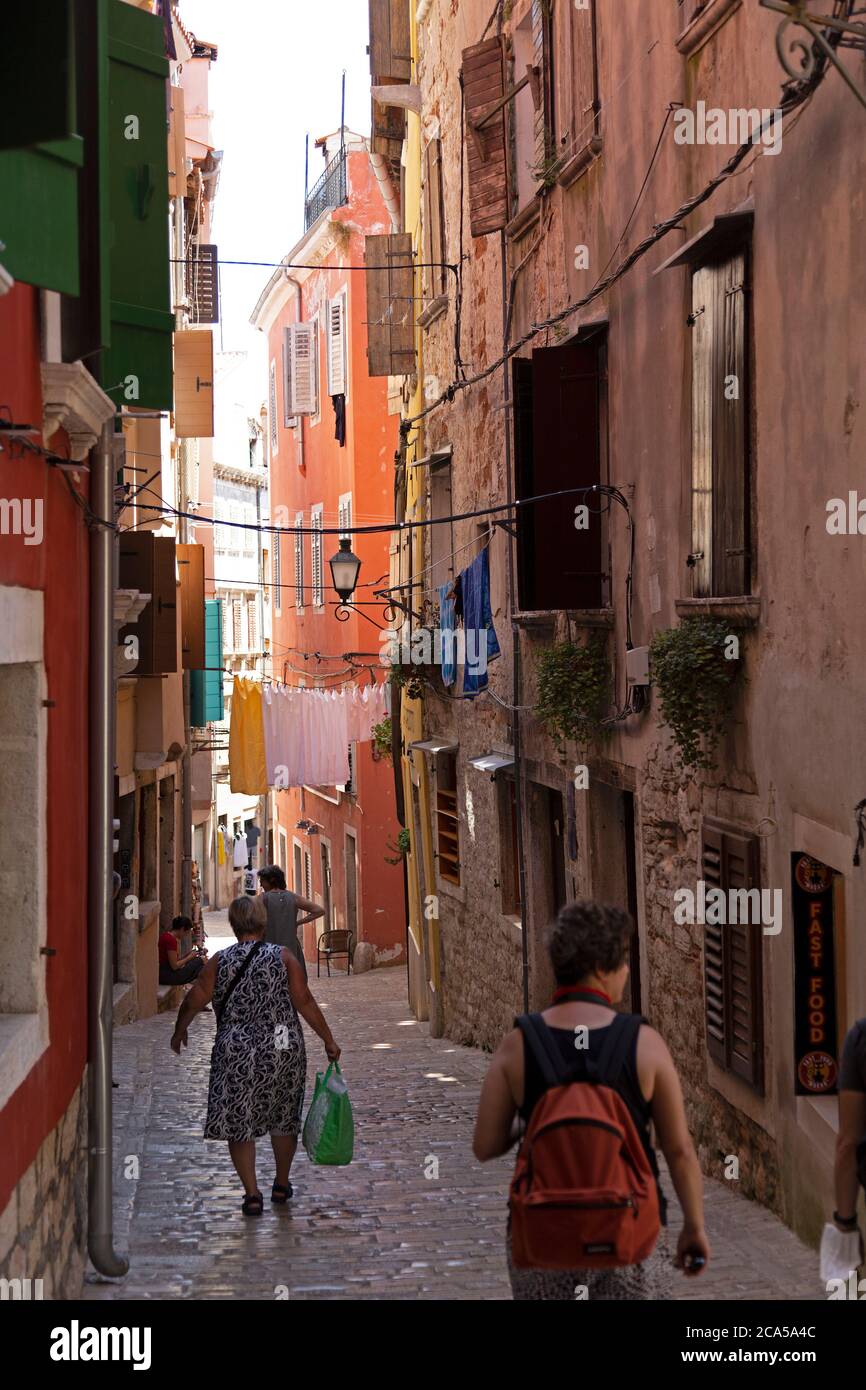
88, 419, 128, 1278
180, 439, 193, 919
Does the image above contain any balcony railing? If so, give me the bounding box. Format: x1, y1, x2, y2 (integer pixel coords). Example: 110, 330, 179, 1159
304, 148, 348, 230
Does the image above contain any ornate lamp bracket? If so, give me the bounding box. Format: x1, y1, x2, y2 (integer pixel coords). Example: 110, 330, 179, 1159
760, 0, 866, 111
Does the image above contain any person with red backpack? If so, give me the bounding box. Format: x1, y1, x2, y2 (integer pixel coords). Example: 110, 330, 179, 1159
473, 901, 710, 1299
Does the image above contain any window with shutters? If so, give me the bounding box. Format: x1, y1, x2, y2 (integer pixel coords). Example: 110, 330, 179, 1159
338, 493, 353, 542
327, 292, 348, 398
228, 501, 243, 555
512, 332, 608, 612
560, 0, 601, 183
427, 456, 455, 606
700, 819, 764, 1093
435, 752, 461, 886
187, 244, 220, 324
368, 0, 412, 84
304, 849, 313, 900
232, 599, 242, 652
311, 505, 324, 608
269, 359, 278, 457
295, 512, 305, 612
365, 233, 415, 376
273, 535, 282, 616
423, 138, 447, 299
247, 599, 258, 653
283, 321, 318, 416
513, 1, 554, 211
689, 246, 751, 597
243, 501, 256, 557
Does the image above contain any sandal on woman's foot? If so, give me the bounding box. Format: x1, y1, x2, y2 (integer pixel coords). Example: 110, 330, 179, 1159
271, 1181, 293, 1204
242, 1192, 263, 1216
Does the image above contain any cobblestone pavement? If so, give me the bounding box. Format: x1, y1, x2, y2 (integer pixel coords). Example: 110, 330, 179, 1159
84, 919, 822, 1301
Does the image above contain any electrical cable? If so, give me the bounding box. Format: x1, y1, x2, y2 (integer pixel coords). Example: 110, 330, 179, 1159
400, 74, 827, 437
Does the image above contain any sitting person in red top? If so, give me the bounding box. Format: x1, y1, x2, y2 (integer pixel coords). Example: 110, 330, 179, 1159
159, 915, 206, 986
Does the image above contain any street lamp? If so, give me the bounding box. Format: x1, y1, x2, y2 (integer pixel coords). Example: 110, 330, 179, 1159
329, 537, 361, 604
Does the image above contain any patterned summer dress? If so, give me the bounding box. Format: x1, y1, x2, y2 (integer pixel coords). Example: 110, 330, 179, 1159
204, 941, 307, 1141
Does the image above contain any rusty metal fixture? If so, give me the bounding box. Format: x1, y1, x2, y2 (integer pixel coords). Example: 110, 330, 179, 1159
760, 0, 866, 110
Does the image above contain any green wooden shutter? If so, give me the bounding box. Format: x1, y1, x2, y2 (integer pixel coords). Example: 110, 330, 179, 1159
191, 599, 224, 726
101, 0, 173, 409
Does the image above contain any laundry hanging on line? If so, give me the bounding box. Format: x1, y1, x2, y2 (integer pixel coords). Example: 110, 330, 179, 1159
229, 676, 389, 793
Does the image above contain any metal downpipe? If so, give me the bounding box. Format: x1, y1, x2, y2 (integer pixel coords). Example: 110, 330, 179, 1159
87, 419, 128, 1278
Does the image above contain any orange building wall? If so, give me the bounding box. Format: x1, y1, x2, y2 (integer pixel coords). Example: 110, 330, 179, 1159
266, 144, 405, 966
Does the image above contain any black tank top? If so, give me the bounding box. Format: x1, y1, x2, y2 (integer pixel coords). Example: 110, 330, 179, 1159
519, 1019, 668, 1224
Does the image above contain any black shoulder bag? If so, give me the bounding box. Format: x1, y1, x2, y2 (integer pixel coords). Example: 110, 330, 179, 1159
214, 942, 265, 1029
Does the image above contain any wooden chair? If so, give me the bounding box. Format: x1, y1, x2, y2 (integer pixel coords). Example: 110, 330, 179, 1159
317, 929, 354, 977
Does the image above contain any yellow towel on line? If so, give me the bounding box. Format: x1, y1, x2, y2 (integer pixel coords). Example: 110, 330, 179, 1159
228, 677, 267, 794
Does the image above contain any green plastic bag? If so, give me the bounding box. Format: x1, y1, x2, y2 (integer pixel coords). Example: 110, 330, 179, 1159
302, 1062, 354, 1165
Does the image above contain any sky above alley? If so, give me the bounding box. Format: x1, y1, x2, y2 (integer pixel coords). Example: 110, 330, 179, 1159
181, 0, 373, 364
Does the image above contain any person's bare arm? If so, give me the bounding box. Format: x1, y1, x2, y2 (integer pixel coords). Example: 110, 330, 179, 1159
284, 949, 340, 1059
473, 1030, 522, 1161
294, 894, 326, 927
835, 1089, 866, 1225
642, 1026, 709, 1275
171, 956, 217, 1054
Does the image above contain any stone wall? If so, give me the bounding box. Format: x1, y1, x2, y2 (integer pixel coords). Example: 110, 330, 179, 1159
0, 1074, 87, 1299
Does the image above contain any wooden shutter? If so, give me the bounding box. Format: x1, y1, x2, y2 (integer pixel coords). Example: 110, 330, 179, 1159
338, 494, 352, 540
174, 329, 214, 437
273, 532, 282, 613
368, 0, 411, 84
269, 360, 279, 453
285, 321, 318, 415
188, 244, 219, 324
570, 0, 599, 146
424, 139, 446, 297
176, 543, 205, 669
462, 37, 510, 237
365, 233, 415, 377
247, 599, 258, 652
690, 266, 713, 598
701, 819, 764, 1091
295, 513, 305, 611
311, 508, 324, 606
691, 251, 749, 598
167, 83, 187, 197
118, 533, 178, 675
714, 250, 748, 596
525, 340, 603, 610
327, 297, 347, 395
190, 597, 224, 725
232, 599, 242, 650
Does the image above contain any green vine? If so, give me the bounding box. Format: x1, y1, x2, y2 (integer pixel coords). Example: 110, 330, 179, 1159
372, 717, 393, 761
385, 828, 412, 865
534, 633, 612, 749
649, 617, 744, 770
387, 664, 424, 702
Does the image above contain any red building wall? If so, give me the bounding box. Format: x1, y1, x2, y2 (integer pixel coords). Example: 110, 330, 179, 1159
0, 283, 90, 1210
263, 143, 405, 965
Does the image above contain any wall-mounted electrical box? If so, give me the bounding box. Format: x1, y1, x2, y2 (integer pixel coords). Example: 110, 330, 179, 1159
626, 646, 650, 687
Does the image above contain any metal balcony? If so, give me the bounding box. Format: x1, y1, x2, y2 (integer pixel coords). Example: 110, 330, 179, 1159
304, 148, 348, 230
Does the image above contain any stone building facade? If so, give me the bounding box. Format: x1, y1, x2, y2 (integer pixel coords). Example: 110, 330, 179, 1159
380, 0, 866, 1248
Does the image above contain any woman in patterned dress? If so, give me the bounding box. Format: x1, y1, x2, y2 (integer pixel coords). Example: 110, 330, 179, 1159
473, 901, 710, 1299
171, 895, 340, 1215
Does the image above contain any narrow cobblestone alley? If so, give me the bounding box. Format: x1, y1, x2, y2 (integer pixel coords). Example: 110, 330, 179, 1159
83, 923, 823, 1302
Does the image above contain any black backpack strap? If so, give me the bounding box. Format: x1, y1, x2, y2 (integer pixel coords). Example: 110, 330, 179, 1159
215, 941, 265, 1027
594, 1012, 642, 1088
515, 1013, 571, 1089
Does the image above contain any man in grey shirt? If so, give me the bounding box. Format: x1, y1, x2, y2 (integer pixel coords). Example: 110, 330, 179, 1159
257, 865, 324, 982
833, 1018, 866, 1243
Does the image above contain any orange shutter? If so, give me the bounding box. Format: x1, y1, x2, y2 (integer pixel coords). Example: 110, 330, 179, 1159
462, 37, 510, 237
168, 84, 186, 197
177, 543, 206, 669
174, 329, 214, 438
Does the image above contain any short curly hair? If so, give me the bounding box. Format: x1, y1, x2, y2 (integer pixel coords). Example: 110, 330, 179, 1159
545, 901, 633, 984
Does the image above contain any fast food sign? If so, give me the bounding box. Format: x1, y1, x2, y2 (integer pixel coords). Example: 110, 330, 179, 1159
791, 854, 838, 1095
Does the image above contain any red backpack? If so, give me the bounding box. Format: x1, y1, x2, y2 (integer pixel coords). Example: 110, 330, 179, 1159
509, 1011, 661, 1270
